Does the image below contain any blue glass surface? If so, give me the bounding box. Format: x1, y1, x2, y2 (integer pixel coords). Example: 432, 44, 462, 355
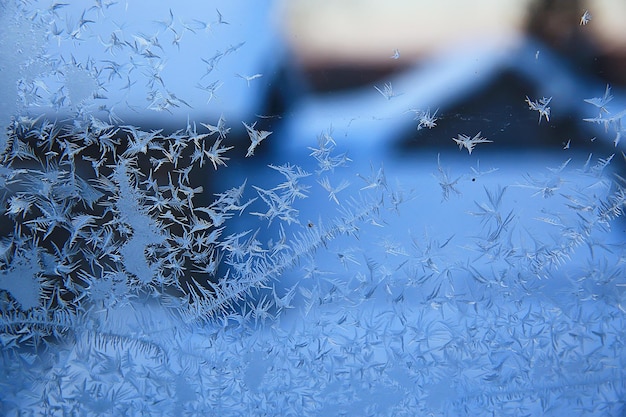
1, 1, 625, 415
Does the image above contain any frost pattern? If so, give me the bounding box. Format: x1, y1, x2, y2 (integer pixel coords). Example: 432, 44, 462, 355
1, 1, 626, 416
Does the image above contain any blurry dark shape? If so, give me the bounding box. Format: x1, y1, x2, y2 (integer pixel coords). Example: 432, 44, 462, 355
305, 66, 404, 93
395, 70, 581, 152
527, 0, 626, 86
527, 0, 586, 53
594, 47, 626, 87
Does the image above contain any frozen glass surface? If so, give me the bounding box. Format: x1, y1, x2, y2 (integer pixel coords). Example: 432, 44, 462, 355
1, 1, 625, 416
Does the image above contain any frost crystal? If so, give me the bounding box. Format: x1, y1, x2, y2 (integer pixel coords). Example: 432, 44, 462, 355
526, 96, 552, 124
452, 132, 493, 154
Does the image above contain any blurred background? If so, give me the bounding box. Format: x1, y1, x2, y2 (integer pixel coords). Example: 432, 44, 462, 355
3, 0, 625, 154
3, 0, 626, 306
272, 0, 626, 153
